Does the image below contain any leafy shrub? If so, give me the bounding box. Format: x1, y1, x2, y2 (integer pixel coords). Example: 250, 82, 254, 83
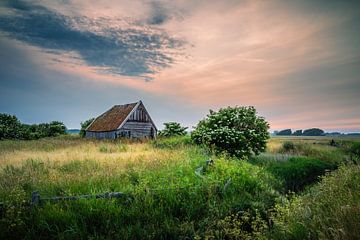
271, 164, 360, 240
0, 114, 23, 140
79, 118, 94, 137
282, 141, 294, 152
191, 106, 269, 159
158, 122, 188, 137
203, 210, 269, 239
267, 157, 337, 192
348, 142, 360, 163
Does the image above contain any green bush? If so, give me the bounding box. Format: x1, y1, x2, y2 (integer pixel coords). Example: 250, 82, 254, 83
281, 141, 294, 152
191, 106, 269, 159
267, 157, 337, 192
271, 164, 360, 240
348, 142, 360, 163
158, 122, 188, 137
0, 113, 23, 140
79, 118, 94, 138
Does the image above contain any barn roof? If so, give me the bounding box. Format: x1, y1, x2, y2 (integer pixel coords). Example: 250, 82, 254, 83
86, 102, 138, 132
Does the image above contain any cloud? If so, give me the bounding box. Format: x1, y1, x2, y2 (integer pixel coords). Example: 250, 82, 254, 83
0, 0, 359, 132
0, 0, 185, 78
146, 1, 170, 25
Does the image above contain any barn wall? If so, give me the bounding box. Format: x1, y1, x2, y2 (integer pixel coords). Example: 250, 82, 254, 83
85, 130, 117, 139
119, 121, 156, 139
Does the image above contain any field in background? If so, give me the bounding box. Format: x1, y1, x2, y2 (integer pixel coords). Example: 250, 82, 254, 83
0, 135, 359, 239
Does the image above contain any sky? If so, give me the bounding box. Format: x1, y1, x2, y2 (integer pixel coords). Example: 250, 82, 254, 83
0, 0, 359, 132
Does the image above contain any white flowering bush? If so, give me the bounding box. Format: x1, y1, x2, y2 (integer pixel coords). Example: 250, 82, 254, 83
191, 106, 269, 159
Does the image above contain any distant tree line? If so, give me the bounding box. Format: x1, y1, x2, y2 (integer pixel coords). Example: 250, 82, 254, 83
274, 128, 325, 136
275, 128, 360, 136
275, 128, 325, 136
0, 113, 67, 140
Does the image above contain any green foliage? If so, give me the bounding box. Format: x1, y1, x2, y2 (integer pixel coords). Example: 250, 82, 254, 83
152, 135, 192, 149
348, 142, 360, 163
302, 128, 324, 136
0, 113, 66, 140
271, 164, 360, 240
276, 129, 292, 136
0, 113, 23, 140
273, 141, 346, 164
158, 122, 188, 137
0, 135, 359, 239
79, 118, 94, 137
191, 106, 269, 159
203, 210, 269, 240
0, 141, 280, 239
267, 157, 337, 192
281, 141, 294, 152
292, 130, 302, 136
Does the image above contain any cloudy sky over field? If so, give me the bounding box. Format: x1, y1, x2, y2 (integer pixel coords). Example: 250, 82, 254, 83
0, 0, 359, 131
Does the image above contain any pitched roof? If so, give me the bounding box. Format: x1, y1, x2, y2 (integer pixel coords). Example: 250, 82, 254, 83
86, 102, 138, 132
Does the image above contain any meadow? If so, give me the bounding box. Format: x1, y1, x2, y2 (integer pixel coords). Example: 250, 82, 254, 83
0, 135, 359, 239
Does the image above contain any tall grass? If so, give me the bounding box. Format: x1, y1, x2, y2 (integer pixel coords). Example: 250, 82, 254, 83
266, 157, 337, 192
271, 164, 360, 240
0, 135, 359, 239
0, 136, 280, 239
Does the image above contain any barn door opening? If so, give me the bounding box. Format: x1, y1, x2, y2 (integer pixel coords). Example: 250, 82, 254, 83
150, 127, 155, 139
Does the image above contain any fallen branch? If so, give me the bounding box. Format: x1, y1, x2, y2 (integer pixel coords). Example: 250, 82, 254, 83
31, 191, 129, 205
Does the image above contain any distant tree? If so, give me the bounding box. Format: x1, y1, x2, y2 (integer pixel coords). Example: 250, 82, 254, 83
48, 121, 67, 136
191, 106, 269, 159
292, 130, 302, 136
158, 122, 188, 137
19, 124, 34, 140
79, 118, 94, 137
277, 129, 292, 136
302, 128, 324, 136
0, 113, 23, 140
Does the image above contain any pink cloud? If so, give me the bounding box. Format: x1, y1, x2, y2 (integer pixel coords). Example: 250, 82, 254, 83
16, 0, 360, 131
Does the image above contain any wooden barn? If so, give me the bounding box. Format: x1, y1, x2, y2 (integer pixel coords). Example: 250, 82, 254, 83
85, 101, 157, 139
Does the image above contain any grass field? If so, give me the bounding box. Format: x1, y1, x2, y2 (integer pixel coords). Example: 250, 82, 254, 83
0, 135, 359, 239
